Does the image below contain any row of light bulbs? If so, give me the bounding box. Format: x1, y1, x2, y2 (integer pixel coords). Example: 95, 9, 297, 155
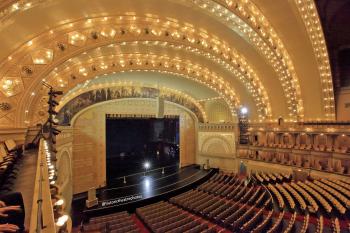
0, 2, 333, 122
248, 128, 349, 137
238, 0, 333, 118
59, 40, 270, 118
0, 1, 34, 20
195, 0, 304, 119
294, 0, 335, 119
43, 140, 70, 232
60, 20, 269, 116
41, 53, 241, 116
2, 15, 276, 120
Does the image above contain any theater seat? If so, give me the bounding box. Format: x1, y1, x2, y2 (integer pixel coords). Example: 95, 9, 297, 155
5, 139, 23, 157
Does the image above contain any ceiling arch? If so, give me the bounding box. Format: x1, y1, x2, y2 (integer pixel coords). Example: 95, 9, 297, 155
21, 52, 245, 126
0, 0, 335, 127
1, 15, 272, 117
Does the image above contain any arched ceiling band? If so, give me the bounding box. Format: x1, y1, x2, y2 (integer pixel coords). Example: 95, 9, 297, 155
0, 15, 276, 125
188, 0, 303, 119
293, 0, 335, 119
47, 40, 269, 115
0, 0, 334, 120
20, 54, 241, 126
0, 15, 299, 121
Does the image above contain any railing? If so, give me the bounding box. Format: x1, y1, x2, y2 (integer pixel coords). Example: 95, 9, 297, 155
29, 139, 56, 233
247, 122, 350, 133
198, 123, 236, 132
108, 163, 180, 185
237, 145, 350, 176
29, 139, 72, 233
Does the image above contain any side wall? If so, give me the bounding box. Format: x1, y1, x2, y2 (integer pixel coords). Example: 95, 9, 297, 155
0, 128, 27, 145
197, 124, 238, 172
71, 98, 197, 194
56, 127, 74, 213
337, 87, 350, 121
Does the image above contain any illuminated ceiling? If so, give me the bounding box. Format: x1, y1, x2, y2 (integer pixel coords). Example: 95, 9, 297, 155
0, 0, 334, 127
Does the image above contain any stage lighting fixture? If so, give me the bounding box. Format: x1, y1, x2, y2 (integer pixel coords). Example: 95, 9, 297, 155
51, 128, 61, 136
48, 118, 59, 125
144, 161, 150, 169
240, 107, 248, 115
49, 90, 63, 96
48, 99, 59, 106
144, 179, 150, 187
50, 146, 58, 153
48, 109, 58, 115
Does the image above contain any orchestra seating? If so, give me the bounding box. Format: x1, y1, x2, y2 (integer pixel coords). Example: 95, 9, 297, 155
80, 211, 139, 233
79, 171, 350, 232
136, 201, 220, 233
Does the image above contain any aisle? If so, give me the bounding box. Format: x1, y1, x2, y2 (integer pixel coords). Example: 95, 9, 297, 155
9, 149, 38, 230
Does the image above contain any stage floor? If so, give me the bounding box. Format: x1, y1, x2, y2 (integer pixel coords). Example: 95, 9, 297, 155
82, 164, 213, 216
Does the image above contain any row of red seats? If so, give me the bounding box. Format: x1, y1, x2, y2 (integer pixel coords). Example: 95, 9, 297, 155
254, 172, 350, 232
80, 171, 350, 232
170, 173, 277, 232
136, 201, 220, 233
80, 211, 139, 233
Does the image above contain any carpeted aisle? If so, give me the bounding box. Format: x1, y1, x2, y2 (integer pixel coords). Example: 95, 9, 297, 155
131, 214, 150, 233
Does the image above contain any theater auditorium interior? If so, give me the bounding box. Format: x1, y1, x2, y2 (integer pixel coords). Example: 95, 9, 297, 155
0, 0, 350, 232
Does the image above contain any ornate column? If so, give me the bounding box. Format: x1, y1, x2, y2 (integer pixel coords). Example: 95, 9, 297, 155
291, 133, 296, 147
329, 134, 337, 151
309, 133, 314, 149
275, 132, 280, 146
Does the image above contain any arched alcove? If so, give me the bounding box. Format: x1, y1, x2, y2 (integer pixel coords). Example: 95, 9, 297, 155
56, 150, 73, 213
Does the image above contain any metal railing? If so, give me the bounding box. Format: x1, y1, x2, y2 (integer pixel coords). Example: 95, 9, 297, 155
112, 163, 179, 181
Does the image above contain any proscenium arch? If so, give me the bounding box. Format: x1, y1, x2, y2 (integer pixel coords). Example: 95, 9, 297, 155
26, 67, 242, 126
55, 84, 208, 124
69, 98, 201, 128
69, 97, 199, 186
6, 14, 276, 124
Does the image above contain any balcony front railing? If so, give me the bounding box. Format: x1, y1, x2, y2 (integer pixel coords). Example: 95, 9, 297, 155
29, 139, 71, 233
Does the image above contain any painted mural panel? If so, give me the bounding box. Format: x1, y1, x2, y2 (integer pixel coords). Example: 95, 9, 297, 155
57, 86, 205, 124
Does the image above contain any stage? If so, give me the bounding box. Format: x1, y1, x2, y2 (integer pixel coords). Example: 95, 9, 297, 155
78, 164, 216, 219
